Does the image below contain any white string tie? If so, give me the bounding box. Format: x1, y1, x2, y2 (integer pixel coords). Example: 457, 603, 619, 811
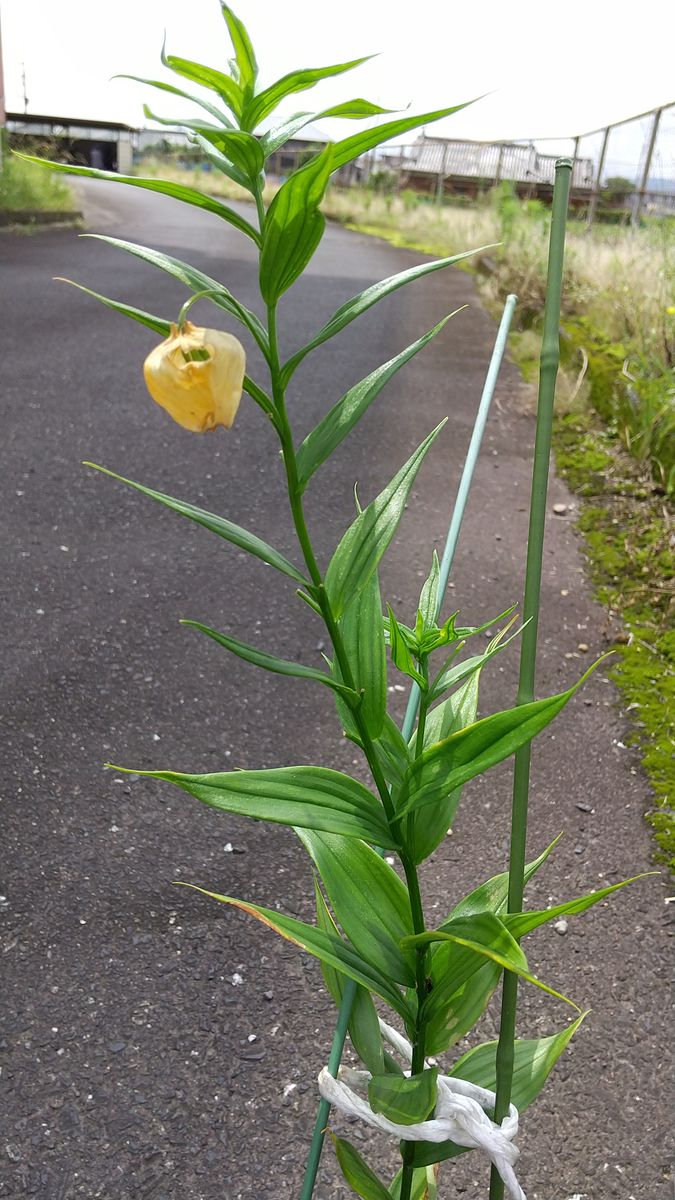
318, 1019, 525, 1200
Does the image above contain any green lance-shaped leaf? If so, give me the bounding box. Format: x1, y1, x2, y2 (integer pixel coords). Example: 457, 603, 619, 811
260, 99, 395, 158
425, 960, 503, 1058
180, 619, 360, 703
82, 234, 269, 354
281, 247, 493, 385
417, 549, 441, 632
192, 127, 265, 183
83, 464, 307, 583
325, 421, 446, 620
427, 621, 523, 704
297, 830, 414, 986
423, 839, 562, 1053
220, 3, 258, 97
242, 56, 373, 130
332, 570, 387, 739
139, 114, 262, 192
16, 155, 261, 247
115, 764, 397, 848
387, 605, 425, 687
55, 279, 171, 337
115, 73, 235, 127
161, 45, 244, 119
411, 1013, 588, 1169
296, 315, 458, 490
332, 1135, 392, 1200
453, 606, 519, 641
403, 913, 578, 1009
330, 100, 475, 170
373, 715, 414, 792
503, 874, 652, 941
421, 660, 480, 751
396, 658, 608, 820
368, 1068, 438, 1126
447, 836, 561, 922
259, 146, 334, 303
348, 714, 413, 791
177, 885, 414, 1020
315, 881, 385, 1076
405, 671, 480, 865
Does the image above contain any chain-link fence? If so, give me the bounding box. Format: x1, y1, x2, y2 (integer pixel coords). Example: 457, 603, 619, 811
573, 103, 675, 223
356, 103, 675, 227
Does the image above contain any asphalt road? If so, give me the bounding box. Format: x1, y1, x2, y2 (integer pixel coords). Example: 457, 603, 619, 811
1, 179, 672, 1200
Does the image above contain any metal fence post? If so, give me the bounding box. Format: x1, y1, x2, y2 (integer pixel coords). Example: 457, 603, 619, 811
632, 107, 663, 226
587, 124, 610, 227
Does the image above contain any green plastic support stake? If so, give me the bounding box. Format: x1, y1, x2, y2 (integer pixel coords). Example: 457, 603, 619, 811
488, 159, 573, 1200
299, 291, 518, 1200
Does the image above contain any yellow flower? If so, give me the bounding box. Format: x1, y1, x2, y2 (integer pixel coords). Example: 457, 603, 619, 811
666, 305, 675, 316
143, 322, 246, 432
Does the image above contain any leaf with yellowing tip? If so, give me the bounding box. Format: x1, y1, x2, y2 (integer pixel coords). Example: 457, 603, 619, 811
175, 884, 414, 1020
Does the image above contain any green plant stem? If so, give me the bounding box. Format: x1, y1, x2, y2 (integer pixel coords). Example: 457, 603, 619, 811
488, 159, 572, 1200
262, 255, 431, 1200
399, 667, 430, 1200
266, 299, 399, 830
254, 184, 266, 234
413, 659, 430, 758
398, 857, 429, 1200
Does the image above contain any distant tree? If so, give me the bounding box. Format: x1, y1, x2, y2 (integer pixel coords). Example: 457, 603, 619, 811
602, 176, 634, 206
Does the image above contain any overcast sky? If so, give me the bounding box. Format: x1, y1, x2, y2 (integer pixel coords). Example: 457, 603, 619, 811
2, 0, 673, 150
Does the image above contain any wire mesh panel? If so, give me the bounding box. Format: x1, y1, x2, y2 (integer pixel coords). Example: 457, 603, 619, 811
345, 104, 675, 225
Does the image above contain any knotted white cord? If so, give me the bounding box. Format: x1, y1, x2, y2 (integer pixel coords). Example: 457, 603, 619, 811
318, 1019, 525, 1200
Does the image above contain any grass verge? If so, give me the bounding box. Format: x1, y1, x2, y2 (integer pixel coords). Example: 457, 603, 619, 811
555, 415, 673, 869
0, 153, 75, 215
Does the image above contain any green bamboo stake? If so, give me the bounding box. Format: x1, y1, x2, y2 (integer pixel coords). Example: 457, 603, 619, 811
299, 294, 518, 1200
488, 158, 573, 1200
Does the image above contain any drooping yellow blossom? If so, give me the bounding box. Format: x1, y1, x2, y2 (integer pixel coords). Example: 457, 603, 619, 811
143, 322, 246, 432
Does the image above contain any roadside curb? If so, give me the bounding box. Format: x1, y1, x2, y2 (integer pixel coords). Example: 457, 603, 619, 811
0, 209, 82, 231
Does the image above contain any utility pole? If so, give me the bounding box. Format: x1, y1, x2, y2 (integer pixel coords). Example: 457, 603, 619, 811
22, 61, 28, 114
